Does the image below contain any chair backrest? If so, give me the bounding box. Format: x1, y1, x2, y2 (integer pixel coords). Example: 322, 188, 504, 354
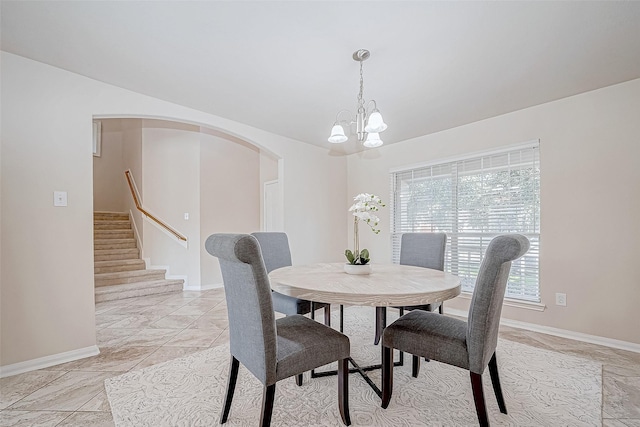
466, 234, 530, 374
251, 232, 293, 273
205, 233, 277, 385
399, 232, 447, 271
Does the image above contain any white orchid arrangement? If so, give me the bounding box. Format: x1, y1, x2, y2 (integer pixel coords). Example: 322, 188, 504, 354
345, 193, 385, 265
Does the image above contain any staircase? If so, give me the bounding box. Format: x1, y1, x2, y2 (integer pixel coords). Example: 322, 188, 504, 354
94, 212, 183, 302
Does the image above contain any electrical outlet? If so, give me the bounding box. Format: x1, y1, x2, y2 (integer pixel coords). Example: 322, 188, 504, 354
53, 191, 67, 207
555, 293, 567, 306
184, 213, 189, 220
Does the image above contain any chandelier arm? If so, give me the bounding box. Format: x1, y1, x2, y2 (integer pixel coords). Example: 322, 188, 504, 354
365, 99, 379, 114
334, 109, 355, 125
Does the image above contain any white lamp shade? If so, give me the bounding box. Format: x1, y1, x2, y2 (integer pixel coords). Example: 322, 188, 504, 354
363, 132, 383, 148
328, 124, 348, 143
364, 111, 388, 133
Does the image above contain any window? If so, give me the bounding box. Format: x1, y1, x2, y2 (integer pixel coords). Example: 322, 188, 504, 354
390, 141, 540, 302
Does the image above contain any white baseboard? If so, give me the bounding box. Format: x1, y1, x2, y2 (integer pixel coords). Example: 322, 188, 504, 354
445, 307, 640, 354
0, 345, 100, 378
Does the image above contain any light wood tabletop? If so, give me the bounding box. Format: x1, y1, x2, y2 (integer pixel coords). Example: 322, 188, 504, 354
269, 262, 461, 307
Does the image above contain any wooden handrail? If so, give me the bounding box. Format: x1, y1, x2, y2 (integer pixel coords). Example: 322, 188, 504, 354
125, 170, 188, 242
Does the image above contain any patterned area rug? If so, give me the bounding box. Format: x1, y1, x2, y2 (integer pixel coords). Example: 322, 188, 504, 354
105, 307, 602, 426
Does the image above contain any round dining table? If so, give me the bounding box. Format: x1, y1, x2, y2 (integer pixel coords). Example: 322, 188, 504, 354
269, 262, 461, 307
269, 262, 461, 398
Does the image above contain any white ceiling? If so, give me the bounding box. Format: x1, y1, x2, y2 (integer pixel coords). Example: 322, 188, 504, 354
3, 1, 640, 154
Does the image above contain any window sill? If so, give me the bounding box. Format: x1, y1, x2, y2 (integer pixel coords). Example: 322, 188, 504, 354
456, 292, 546, 312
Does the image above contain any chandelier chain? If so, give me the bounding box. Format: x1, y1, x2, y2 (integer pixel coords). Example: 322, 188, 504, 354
358, 60, 365, 110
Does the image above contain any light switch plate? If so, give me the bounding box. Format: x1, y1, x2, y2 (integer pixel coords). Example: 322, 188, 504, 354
53, 191, 68, 207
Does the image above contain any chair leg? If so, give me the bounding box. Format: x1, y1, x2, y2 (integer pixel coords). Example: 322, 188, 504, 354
310, 302, 315, 320
381, 346, 394, 408
296, 373, 303, 386
221, 356, 240, 424
340, 305, 344, 333
438, 303, 444, 314
324, 305, 331, 327
374, 307, 387, 345
338, 358, 351, 426
488, 353, 507, 414
470, 372, 489, 427
259, 384, 276, 427
412, 354, 420, 378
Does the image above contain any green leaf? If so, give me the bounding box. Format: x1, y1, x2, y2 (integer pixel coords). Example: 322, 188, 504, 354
345, 249, 355, 264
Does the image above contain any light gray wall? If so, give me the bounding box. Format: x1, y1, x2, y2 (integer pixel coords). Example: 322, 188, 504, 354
347, 78, 640, 344
0, 52, 347, 368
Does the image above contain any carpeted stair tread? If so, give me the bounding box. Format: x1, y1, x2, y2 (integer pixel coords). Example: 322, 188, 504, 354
94, 230, 135, 239
94, 220, 132, 230
95, 269, 167, 287
94, 211, 129, 221
94, 248, 140, 261
95, 259, 146, 274
94, 238, 137, 250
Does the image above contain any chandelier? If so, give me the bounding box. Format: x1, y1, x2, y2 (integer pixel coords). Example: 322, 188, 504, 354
328, 49, 388, 148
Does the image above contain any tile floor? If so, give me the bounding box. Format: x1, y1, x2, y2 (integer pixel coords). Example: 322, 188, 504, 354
1, 289, 639, 426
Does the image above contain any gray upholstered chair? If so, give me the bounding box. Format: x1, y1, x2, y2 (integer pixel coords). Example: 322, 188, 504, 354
205, 233, 351, 427
374, 232, 447, 347
381, 234, 530, 427
251, 232, 332, 326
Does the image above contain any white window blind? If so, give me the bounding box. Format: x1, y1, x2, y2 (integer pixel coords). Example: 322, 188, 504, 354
390, 142, 540, 302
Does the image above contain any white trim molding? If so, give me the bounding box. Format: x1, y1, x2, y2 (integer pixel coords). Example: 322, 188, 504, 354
0, 345, 100, 378
444, 307, 640, 354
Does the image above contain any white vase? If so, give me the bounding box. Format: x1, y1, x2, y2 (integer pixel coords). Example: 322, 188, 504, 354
344, 263, 372, 275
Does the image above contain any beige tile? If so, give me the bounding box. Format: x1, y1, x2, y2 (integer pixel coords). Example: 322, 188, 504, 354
188, 315, 228, 330
606, 363, 640, 378
211, 329, 230, 347
159, 295, 199, 307
94, 314, 129, 329
118, 329, 179, 347
125, 294, 175, 306
94, 300, 130, 315
106, 315, 164, 329
77, 391, 111, 412
101, 305, 157, 316
169, 305, 212, 316
0, 371, 67, 410
137, 305, 179, 317
604, 375, 640, 418
73, 347, 157, 372
96, 328, 138, 347
499, 330, 557, 352
604, 420, 632, 427
131, 346, 209, 370
186, 297, 224, 309
9, 371, 112, 411
604, 420, 640, 427
0, 410, 71, 427
164, 329, 222, 347
56, 411, 114, 426
149, 315, 199, 329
